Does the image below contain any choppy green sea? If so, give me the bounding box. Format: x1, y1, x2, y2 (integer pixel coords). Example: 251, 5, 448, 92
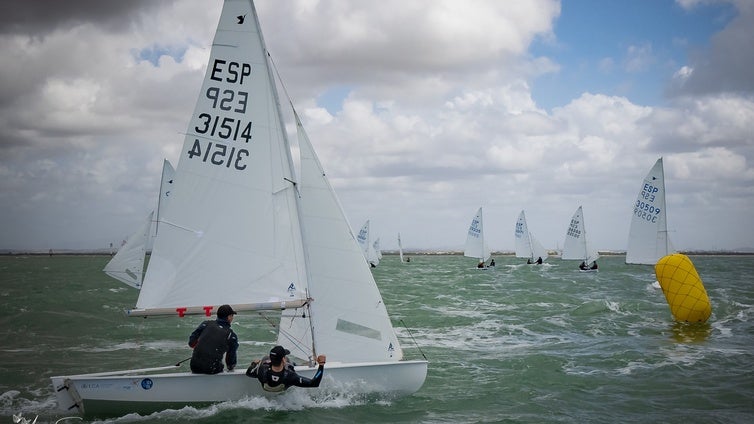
1, 254, 753, 423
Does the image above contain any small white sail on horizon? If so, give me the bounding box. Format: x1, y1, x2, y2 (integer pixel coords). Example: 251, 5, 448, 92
104, 159, 175, 289
357, 220, 380, 267
103, 211, 153, 289
562, 206, 599, 270
398, 233, 405, 263
464, 207, 491, 266
515, 210, 548, 264
626, 157, 674, 265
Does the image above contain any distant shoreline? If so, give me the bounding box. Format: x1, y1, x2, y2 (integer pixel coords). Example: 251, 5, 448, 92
2, 250, 753, 257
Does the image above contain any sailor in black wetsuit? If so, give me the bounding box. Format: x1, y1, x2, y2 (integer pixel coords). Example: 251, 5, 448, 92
246, 345, 326, 392
188, 304, 239, 374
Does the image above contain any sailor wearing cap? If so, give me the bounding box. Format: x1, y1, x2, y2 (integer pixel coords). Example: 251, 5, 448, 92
246, 345, 327, 392
188, 304, 239, 374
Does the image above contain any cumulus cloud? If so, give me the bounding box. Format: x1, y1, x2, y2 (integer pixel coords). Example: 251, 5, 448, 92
0, 0, 752, 252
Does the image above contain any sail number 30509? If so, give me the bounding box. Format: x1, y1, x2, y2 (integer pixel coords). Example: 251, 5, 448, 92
188, 139, 249, 170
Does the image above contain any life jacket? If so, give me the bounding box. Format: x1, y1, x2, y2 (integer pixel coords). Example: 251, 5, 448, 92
255, 361, 291, 392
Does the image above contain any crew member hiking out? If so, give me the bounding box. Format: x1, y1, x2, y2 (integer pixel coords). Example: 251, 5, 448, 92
246, 345, 327, 392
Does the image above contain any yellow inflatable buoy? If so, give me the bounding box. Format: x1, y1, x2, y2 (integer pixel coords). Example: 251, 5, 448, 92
654, 254, 711, 323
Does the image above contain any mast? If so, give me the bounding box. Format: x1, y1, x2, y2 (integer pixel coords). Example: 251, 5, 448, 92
250, 0, 318, 358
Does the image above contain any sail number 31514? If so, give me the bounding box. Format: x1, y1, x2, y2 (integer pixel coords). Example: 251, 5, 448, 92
188, 139, 249, 170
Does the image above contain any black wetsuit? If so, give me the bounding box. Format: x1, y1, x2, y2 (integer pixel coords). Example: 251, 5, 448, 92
246, 360, 324, 392
188, 318, 238, 374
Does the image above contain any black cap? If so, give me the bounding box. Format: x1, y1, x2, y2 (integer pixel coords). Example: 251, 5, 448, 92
269, 345, 290, 365
217, 304, 237, 319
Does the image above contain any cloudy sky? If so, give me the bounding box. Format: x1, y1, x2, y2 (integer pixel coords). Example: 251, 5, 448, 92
1, 0, 752, 253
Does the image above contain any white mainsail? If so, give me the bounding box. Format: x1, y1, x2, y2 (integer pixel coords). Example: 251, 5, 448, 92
626, 157, 673, 264
562, 206, 599, 265
133, 0, 310, 315
515, 210, 548, 263
464, 207, 490, 263
103, 211, 153, 289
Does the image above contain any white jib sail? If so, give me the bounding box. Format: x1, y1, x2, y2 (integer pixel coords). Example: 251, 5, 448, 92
562, 206, 599, 264
626, 157, 673, 265
279, 111, 403, 364
464, 207, 490, 262
134, 0, 309, 315
514, 210, 532, 259
104, 211, 154, 289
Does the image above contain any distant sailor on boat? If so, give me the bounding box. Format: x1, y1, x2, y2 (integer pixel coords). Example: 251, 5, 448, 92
535, 257, 543, 265
246, 345, 327, 392
477, 261, 485, 269
489, 259, 496, 267
188, 304, 239, 374
579, 261, 598, 270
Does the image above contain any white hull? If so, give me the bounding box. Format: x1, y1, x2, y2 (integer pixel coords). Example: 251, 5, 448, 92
52, 360, 427, 417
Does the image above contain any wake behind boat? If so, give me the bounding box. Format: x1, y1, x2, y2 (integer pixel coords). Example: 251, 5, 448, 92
52, 0, 426, 417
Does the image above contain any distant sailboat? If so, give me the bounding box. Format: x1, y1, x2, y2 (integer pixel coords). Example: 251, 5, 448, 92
374, 238, 383, 261
103, 211, 153, 289
464, 207, 491, 268
398, 233, 405, 263
626, 158, 674, 265
357, 220, 380, 267
515, 210, 548, 264
103, 159, 175, 288
562, 206, 599, 271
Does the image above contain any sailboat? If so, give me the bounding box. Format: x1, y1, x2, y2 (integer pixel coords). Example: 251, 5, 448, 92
561, 206, 599, 271
103, 211, 153, 289
626, 157, 674, 264
52, 0, 426, 416
514, 210, 548, 264
357, 220, 380, 267
464, 207, 491, 268
397, 233, 406, 263
103, 160, 176, 289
